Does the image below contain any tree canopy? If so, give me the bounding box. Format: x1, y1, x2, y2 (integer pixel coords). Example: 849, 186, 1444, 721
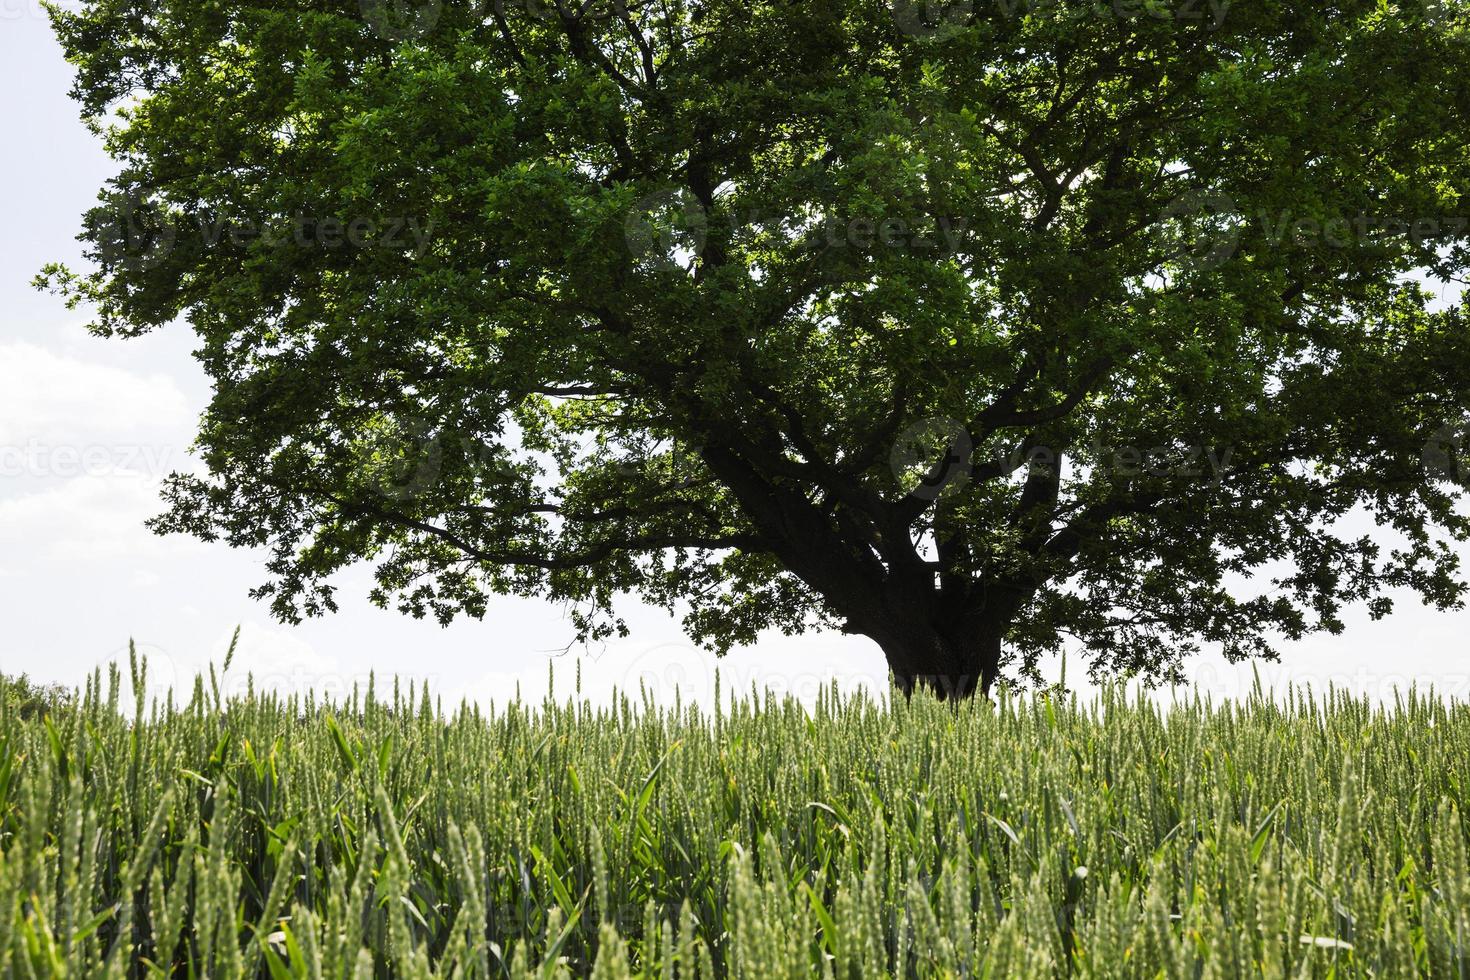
43, 0, 1470, 695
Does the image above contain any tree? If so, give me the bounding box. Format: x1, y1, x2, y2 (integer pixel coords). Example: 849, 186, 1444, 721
1, 674, 72, 722
42, 0, 1470, 698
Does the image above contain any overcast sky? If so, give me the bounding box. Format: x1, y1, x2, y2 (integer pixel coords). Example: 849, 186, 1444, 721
4, 6, 1468, 709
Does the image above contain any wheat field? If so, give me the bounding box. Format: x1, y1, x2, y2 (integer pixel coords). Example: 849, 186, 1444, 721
1, 650, 1467, 978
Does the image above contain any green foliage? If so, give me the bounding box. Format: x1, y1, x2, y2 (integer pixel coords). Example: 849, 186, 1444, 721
37, 0, 1470, 686
2, 661, 1470, 976
0, 673, 72, 722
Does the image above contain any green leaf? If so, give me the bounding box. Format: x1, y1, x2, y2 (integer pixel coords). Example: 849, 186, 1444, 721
325, 714, 358, 772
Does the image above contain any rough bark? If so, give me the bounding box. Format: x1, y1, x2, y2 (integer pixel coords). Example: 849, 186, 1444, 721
863, 611, 1006, 701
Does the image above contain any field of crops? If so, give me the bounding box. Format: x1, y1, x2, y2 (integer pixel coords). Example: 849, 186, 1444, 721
1, 654, 1468, 979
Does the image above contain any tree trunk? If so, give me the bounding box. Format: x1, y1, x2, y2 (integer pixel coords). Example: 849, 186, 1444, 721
877, 624, 1003, 701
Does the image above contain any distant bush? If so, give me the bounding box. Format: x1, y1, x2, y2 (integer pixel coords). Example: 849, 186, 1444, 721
1, 673, 72, 720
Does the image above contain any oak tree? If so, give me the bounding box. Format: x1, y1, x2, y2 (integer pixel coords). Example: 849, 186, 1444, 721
44, 0, 1470, 696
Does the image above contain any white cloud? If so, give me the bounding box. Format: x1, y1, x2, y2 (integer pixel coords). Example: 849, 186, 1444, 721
0, 340, 191, 445
0, 471, 197, 566
0, 342, 201, 571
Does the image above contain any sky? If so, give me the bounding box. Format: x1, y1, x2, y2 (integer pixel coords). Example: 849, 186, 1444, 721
2, 5, 1468, 710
